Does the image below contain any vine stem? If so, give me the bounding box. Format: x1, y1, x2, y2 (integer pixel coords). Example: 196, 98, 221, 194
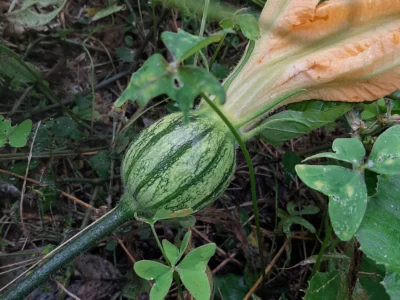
201, 93, 265, 280
0, 199, 137, 300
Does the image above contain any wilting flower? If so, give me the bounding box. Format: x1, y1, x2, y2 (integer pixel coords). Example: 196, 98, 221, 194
222, 0, 400, 121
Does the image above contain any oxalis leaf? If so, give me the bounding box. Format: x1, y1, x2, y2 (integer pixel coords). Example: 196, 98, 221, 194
176, 243, 216, 300
260, 104, 351, 146
6, 0, 67, 27
295, 165, 367, 241
134, 260, 173, 300
135, 241, 215, 300
113, 54, 225, 120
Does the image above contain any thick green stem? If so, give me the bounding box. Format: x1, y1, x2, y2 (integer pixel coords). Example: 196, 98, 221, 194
0, 200, 136, 300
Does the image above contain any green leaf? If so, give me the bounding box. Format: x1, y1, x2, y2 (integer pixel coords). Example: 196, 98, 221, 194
116, 47, 135, 62
90, 151, 110, 179
176, 243, 216, 300
359, 257, 389, 299
304, 271, 348, 300
0, 116, 32, 148
383, 271, 400, 299
162, 239, 179, 266
357, 175, 400, 272
161, 29, 225, 62
213, 274, 248, 300
6, 0, 67, 27
219, 18, 234, 29
260, 105, 351, 146
92, 4, 124, 21
134, 260, 173, 300
9, 119, 32, 148
296, 165, 367, 241
178, 231, 191, 261
303, 138, 365, 166
235, 14, 260, 41
288, 100, 352, 112
114, 54, 225, 120
365, 125, 400, 175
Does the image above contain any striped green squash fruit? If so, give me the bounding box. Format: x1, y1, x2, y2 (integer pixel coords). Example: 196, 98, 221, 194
122, 112, 236, 214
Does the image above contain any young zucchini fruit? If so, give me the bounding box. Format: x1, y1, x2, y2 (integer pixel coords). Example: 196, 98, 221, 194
1, 110, 236, 300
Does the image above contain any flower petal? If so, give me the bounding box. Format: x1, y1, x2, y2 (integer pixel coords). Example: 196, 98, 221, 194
224, 0, 400, 120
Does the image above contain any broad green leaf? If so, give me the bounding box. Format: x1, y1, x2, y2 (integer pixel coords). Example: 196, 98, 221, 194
304, 271, 347, 300
90, 151, 110, 179
162, 239, 179, 266
213, 274, 248, 300
6, 0, 67, 27
296, 165, 367, 241
114, 54, 225, 120
92, 4, 124, 21
303, 138, 365, 166
176, 243, 216, 300
134, 260, 173, 300
359, 257, 389, 300
161, 29, 225, 62
366, 125, 400, 175
260, 105, 351, 146
235, 14, 260, 41
383, 271, 400, 299
178, 231, 191, 261
357, 175, 400, 272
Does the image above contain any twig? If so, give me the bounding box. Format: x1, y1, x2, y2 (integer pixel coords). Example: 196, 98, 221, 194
19, 121, 41, 238
0, 257, 40, 270
55, 280, 81, 300
212, 252, 237, 274
244, 238, 291, 300
0, 169, 97, 212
